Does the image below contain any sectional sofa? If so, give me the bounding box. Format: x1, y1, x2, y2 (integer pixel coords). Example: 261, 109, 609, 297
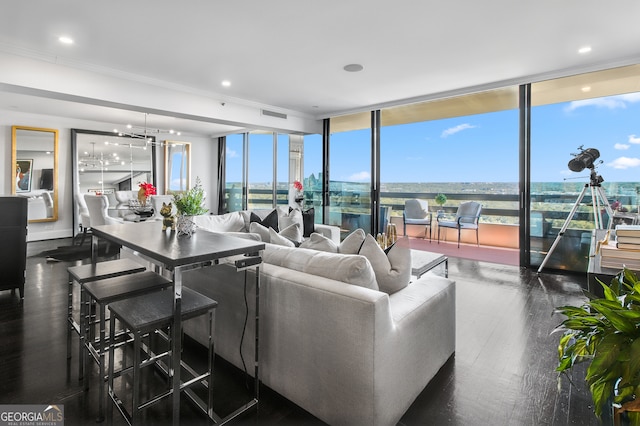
180, 209, 456, 426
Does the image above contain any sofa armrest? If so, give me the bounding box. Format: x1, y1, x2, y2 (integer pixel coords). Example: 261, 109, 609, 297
313, 223, 341, 243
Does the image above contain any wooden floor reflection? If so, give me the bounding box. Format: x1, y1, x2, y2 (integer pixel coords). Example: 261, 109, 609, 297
0, 239, 598, 425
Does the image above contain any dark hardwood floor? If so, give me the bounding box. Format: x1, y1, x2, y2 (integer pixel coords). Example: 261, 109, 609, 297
0, 238, 599, 425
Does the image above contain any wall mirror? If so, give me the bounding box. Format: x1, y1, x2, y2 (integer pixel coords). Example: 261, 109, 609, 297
71, 129, 156, 232
164, 141, 191, 193
11, 126, 59, 222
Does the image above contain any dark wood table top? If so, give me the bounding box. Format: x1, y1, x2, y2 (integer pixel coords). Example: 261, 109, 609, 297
91, 221, 265, 268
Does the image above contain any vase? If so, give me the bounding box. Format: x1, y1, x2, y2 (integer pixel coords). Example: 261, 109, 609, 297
176, 214, 197, 236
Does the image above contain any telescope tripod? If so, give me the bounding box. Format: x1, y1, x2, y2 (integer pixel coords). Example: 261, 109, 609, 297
537, 170, 614, 274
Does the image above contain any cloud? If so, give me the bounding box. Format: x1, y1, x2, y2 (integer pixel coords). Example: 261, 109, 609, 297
348, 171, 370, 181
441, 123, 476, 138
226, 147, 238, 158
629, 134, 640, 144
615, 143, 630, 150
565, 93, 640, 112
608, 156, 640, 169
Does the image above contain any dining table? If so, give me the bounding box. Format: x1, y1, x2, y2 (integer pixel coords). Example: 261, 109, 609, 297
90, 220, 265, 425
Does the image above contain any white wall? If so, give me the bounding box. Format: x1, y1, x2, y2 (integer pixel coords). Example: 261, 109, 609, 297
1, 109, 217, 241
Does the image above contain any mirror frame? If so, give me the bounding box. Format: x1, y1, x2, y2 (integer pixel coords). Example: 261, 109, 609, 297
71, 129, 157, 233
11, 125, 59, 223
164, 141, 191, 194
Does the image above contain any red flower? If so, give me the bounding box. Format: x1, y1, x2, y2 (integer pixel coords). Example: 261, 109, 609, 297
293, 180, 303, 191
139, 182, 157, 197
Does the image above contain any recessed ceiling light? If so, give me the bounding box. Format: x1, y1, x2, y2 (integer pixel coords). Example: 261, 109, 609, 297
581, 86, 591, 92
221, 80, 231, 87
578, 46, 592, 54
343, 64, 364, 72
58, 36, 74, 45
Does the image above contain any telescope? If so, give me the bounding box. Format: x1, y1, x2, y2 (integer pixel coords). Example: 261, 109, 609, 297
568, 147, 600, 172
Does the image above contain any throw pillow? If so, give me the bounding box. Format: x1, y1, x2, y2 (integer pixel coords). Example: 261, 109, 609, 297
279, 208, 303, 234
250, 209, 279, 232
300, 207, 315, 237
358, 234, 411, 294
299, 232, 339, 253
278, 222, 303, 244
249, 221, 271, 242
339, 228, 367, 254
268, 227, 295, 247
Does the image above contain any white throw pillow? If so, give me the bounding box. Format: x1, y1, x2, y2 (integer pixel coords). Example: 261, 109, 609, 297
339, 228, 367, 254
299, 232, 339, 253
192, 212, 245, 232
268, 227, 295, 247
358, 234, 411, 294
249, 221, 271, 242
278, 222, 303, 244
278, 208, 303, 233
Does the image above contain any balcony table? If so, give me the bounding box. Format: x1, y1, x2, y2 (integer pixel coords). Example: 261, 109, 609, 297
90, 221, 265, 425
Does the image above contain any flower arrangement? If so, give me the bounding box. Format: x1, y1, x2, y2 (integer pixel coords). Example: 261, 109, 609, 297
138, 182, 157, 198
293, 180, 303, 191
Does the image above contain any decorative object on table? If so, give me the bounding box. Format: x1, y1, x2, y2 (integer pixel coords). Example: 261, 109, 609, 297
554, 268, 640, 424
289, 180, 304, 209
160, 202, 176, 231
173, 177, 208, 236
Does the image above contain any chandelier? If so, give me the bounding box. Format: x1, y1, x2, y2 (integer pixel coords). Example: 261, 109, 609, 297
112, 113, 181, 143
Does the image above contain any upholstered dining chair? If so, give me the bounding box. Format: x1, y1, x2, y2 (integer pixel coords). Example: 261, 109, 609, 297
437, 201, 482, 248
75, 193, 92, 245
403, 199, 432, 239
84, 194, 124, 227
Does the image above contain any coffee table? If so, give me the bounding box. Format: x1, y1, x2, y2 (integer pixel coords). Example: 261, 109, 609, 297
411, 250, 448, 278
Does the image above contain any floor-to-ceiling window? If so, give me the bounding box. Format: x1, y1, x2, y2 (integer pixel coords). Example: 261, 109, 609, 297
329, 112, 372, 237
224, 133, 245, 212
248, 131, 275, 210
380, 88, 520, 247
531, 64, 640, 272
276, 133, 289, 206
303, 133, 323, 223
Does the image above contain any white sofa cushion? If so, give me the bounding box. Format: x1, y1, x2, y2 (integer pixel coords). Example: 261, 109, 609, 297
278, 221, 303, 244
300, 232, 339, 253
358, 234, 411, 294
263, 244, 378, 290
278, 208, 303, 233
249, 221, 271, 242
193, 212, 245, 232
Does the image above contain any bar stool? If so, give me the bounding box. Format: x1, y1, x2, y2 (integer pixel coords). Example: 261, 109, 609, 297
107, 287, 217, 425
81, 271, 172, 422
67, 258, 146, 377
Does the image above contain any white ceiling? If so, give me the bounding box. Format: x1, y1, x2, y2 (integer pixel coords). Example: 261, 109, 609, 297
1, 0, 640, 136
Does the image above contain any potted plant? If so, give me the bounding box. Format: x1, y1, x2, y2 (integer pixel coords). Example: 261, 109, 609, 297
435, 193, 447, 217
554, 268, 640, 425
172, 177, 208, 235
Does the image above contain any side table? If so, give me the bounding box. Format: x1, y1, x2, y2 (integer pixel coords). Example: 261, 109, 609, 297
410, 250, 448, 279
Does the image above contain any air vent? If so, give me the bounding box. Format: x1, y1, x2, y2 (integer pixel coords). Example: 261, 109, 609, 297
261, 109, 287, 119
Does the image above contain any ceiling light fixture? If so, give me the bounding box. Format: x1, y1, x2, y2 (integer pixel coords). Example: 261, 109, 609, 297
58, 36, 74, 44
581, 86, 592, 92
578, 46, 592, 54
221, 80, 231, 87
113, 113, 181, 144
343, 64, 364, 72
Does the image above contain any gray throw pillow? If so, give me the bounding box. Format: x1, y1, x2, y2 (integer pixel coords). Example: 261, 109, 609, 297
339, 228, 367, 254
300, 232, 339, 253
358, 234, 411, 294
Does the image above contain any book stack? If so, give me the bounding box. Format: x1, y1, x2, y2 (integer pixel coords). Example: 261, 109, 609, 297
600, 225, 640, 271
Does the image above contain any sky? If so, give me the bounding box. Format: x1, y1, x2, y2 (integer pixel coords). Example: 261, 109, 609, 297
226, 93, 640, 185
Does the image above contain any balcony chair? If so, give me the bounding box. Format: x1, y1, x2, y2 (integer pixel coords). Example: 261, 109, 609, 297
437, 201, 482, 248
403, 199, 432, 239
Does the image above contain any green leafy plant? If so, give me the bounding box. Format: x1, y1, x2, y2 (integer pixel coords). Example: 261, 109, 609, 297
554, 268, 640, 424
435, 193, 447, 206
172, 177, 208, 216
